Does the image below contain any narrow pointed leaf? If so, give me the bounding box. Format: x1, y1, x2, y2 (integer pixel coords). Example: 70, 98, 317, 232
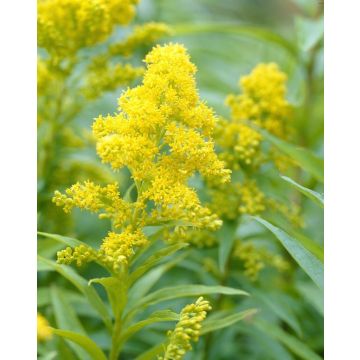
38, 256, 112, 330
125, 285, 248, 321
51, 286, 90, 360
200, 308, 258, 335
218, 221, 238, 274
135, 343, 166, 360
120, 310, 179, 345
52, 328, 107, 360
258, 129, 324, 182
255, 291, 302, 337
255, 320, 322, 360
89, 276, 126, 317
128, 254, 186, 303
280, 175, 324, 208
129, 243, 188, 285
38, 231, 86, 248
253, 217, 323, 289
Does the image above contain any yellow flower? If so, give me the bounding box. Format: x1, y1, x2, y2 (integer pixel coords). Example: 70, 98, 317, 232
57, 245, 98, 267
57, 228, 148, 273
217, 63, 292, 169
216, 119, 262, 168
233, 241, 264, 281
38, 0, 138, 56
53, 181, 131, 228
226, 63, 291, 139
92, 43, 230, 227
110, 22, 172, 57
160, 297, 211, 360
54, 44, 230, 267
83, 57, 144, 99
238, 180, 266, 215
99, 227, 148, 270
37, 313, 52, 341
233, 240, 289, 281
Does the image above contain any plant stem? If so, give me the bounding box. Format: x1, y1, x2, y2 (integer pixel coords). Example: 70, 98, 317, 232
110, 313, 123, 360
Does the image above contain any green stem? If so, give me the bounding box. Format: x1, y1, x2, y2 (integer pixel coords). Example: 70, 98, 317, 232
110, 313, 123, 360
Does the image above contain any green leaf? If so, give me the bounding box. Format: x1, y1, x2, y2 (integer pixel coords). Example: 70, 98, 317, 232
51, 286, 90, 360
52, 328, 107, 360
295, 16, 324, 52
125, 285, 248, 322
255, 320, 322, 360
218, 221, 238, 274
38, 351, 58, 360
258, 129, 324, 182
38, 256, 112, 331
297, 282, 324, 316
38, 238, 64, 259
290, 229, 324, 263
134, 343, 166, 360
200, 308, 257, 335
253, 217, 323, 289
120, 310, 179, 345
280, 175, 324, 208
89, 276, 126, 317
173, 23, 298, 60
254, 291, 302, 337
128, 254, 186, 304
38, 231, 86, 248
129, 243, 188, 285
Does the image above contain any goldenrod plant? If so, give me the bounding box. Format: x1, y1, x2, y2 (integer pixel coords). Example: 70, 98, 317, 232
38, 1, 324, 359
38, 44, 253, 359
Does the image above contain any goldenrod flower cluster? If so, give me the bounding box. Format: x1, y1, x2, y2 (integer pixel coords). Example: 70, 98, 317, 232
160, 297, 211, 360
226, 63, 292, 138
92, 44, 230, 226
38, 0, 138, 57
238, 180, 266, 215
53, 181, 131, 228
58, 227, 148, 272
233, 240, 289, 281
165, 226, 218, 248
110, 22, 172, 57
37, 313, 52, 342
53, 44, 230, 271
83, 57, 144, 99
207, 180, 265, 222
215, 119, 262, 168
216, 63, 292, 168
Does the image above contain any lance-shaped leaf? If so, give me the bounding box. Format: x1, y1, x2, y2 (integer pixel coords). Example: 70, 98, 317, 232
280, 175, 324, 208
218, 221, 238, 274
129, 243, 188, 285
128, 254, 186, 304
119, 310, 179, 345
38, 231, 86, 248
134, 343, 166, 360
125, 285, 248, 322
255, 320, 323, 360
253, 217, 323, 289
89, 276, 126, 318
51, 286, 90, 360
258, 129, 324, 182
52, 329, 107, 360
200, 308, 258, 335
38, 256, 112, 331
